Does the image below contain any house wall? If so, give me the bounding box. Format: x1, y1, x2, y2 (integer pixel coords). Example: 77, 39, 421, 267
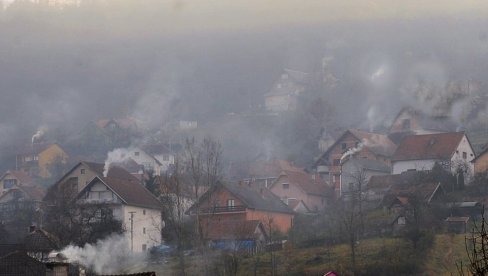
153, 153, 175, 172
269, 176, 305, 204
245, 210, 293, 234
38, 144, 68, 178
121, 205, 162, 252
392, 159, 437, 174
305, 194, 327, 212
475, 152, 488, 174
0, 174, 20, 195
58, 163, 99, 195
451, 135, 475, 179
341, 161, 390, 197
389, 110, 421, 133
130, 148, 161, 176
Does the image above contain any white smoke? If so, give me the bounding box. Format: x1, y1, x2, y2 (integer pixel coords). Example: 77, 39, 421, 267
32, 126, 47, 144
340, 141, 363, 163
60, 234, 143, 274
103, 147, 136, 177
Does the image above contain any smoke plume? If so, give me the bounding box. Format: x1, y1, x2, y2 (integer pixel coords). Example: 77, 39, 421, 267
60, 234, 142, 274
103, 148, 136, 177
31, 126, 47, 144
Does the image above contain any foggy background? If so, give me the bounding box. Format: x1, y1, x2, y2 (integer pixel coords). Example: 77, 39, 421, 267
1, 0, 488, 169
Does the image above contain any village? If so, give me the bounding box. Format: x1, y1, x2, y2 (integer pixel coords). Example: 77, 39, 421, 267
0, 65, 487, 275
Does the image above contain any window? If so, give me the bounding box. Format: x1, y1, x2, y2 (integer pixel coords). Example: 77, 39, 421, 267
282, 183, 289, 189
143, 209, 146, 215
227, 199, 235, 207
341, 143, 347, 150
463, 152, 467, 159
135, 152, 140, 156
142, 244, 147, 251
3, 179, 16, 189
33, 155, 38, 161
333, 159, 340, 166
143, 227, 146, 234
80, 169, 85, 174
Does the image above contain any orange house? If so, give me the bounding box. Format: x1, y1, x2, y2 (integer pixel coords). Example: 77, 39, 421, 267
187, 183, 295, 236
16, 143, 69, 178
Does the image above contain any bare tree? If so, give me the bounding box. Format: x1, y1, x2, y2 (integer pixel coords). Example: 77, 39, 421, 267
158, 158, 193, 276
458, 208, 488, 276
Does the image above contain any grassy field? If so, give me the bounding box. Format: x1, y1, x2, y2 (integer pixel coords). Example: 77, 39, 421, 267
140, 234, 471, 275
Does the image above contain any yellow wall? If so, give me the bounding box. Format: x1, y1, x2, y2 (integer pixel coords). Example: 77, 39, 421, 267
38, 144, 68, 178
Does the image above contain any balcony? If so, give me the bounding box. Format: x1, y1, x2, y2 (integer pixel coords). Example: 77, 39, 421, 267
200, 205, 246, 214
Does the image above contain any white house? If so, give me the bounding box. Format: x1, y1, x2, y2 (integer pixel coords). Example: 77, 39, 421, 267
77, 175, 162, 253
340, 158, 391, 198
129, 148, 163, 176
391, 132, 475, 180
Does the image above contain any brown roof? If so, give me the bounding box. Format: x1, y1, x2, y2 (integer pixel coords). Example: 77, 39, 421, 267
274, 170, 331, 197
81, 175, 162, 210
202, 220, 265, 241
0, 171, 34, 186
348, 129, 397, 157
16, 186, 45, 201
248, 159, 302, 178
23, 229, 60, 252
392, 132, 465, 161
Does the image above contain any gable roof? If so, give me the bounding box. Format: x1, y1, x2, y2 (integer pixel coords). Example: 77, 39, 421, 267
79, 176, 162, 210
0, 186, 46, 202
0, 171, 34, 186
189, 183, 294, 215
16, 143, 66, 156
315, 129, 397, 166
95, 117, 140, 130
23, 229, 60, 253
392, 132, 466, 161
390, 107, 457, 134
271, 170, 331, 197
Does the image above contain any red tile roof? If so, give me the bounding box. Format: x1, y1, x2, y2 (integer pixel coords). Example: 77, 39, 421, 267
276, 170, 331, 197
82, 176, 162, 210
392, 132, 465, 161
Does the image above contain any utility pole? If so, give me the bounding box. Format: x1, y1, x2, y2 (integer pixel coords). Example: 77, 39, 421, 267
129, 211, 136, 252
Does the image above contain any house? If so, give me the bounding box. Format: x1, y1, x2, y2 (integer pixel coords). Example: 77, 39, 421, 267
202, 220, 268, 254
76, 174, 163, 253
15, 143, 68, 178
268, 170, 331, 212
142, 143, 182, 172
231, 159, 300, 189
187, 182, 294, 234
0, 170, 39, 195
125, 147, 163, 176
44, 161, 143, 203
388, 107, 457, 144
367, 170, 444, 204
264, 69, 313, 112
472, 147, 488, 175
340, 158, 391, 198
391, 132, 475, 181
313, 129, 397, 194
445, 217, 470, 234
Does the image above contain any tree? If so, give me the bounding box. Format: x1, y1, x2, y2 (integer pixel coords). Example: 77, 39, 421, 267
458, 208, 488, 275
43, 186, 124, 247
158, 158, 193, 276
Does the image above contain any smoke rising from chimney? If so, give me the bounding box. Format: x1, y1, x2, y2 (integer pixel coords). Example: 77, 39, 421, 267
60, 234, 143, 274
31, 126, 47, 144
103, 147, 136, 177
